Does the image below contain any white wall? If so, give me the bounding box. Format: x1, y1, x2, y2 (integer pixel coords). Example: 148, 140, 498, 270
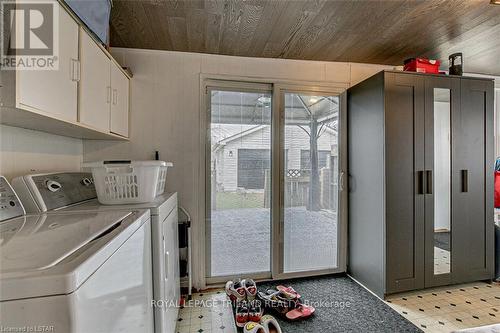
82, 48, 394, 289
0, 125, 83, 180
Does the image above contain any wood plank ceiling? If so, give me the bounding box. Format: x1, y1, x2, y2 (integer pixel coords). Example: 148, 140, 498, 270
110, 0, 500, 75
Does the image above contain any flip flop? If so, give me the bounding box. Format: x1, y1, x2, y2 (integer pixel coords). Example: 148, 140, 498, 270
285, 303, 315, 320
277, 285, 301, 299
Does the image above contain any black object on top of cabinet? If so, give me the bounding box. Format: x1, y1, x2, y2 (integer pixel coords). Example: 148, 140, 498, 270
347, 70, 494, 298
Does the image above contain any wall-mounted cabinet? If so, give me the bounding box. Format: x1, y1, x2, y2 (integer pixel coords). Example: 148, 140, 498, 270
79, 30, 111, 133
348, 71, 494, 298
110, 63, 130, 137
0, 0, 130, 140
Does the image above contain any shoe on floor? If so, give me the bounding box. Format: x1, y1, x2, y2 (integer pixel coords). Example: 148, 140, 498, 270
257, 291, 291, 316
242, 278, 258, 300
248, 299, 264, 322
260, 315, 283, 333
243, 322, 267, 333
226, 279, 246, 303
235, 301, 249, 328
276, 285, 300, 300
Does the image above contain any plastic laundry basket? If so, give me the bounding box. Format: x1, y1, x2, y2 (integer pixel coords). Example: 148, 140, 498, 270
83, 160, 171, 204
156, 162, 173, 196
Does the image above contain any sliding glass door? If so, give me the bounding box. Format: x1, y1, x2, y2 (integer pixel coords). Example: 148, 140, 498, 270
205, 81, 346, 282
206, 82, 273, 281
281, 92, 341, 274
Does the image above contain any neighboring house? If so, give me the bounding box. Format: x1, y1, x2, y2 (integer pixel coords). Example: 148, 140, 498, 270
212, 124, 338, 192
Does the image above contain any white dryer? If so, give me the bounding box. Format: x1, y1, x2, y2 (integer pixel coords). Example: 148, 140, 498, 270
12, 172, 180, 333
0, 176, 154, 333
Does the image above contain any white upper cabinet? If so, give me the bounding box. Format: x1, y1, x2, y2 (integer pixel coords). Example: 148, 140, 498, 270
110, 63, 130, 137
79, 29, 111, 132
16, 4, 79, 122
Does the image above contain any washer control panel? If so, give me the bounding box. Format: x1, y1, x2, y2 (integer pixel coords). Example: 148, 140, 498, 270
31, 173, 96, 211
0, 176, 25, 221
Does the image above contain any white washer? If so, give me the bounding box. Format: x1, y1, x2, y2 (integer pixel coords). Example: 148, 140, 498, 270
0, 176, 154, 333
12, 172, 180, 333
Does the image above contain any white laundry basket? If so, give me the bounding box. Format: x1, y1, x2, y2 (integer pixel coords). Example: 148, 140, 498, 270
83, 160, 172, 204
156, 163, 173, 196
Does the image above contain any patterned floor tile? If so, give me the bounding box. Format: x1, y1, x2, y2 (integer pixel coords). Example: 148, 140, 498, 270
386, 282, 500, 333
175, 290, 236, 333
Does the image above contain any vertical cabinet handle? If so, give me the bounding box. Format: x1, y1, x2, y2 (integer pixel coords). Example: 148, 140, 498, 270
70, 59, 80, 82
417, 171, 424, 194
76, 60, 80, 82
426, 170, 433, 194
461, 169, 468, 192
112, 89, 117, 105
106, 86, 111, 104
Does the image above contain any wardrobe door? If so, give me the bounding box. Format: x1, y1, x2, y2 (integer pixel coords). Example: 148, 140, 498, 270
385, 72, 425, 294
453, 78, 495, 283
423, 76, 460, 288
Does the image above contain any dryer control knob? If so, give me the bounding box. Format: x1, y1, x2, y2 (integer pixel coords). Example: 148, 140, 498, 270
45, 180, 62, 192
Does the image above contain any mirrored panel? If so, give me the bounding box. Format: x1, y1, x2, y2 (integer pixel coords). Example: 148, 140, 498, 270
433, 88, 451, 275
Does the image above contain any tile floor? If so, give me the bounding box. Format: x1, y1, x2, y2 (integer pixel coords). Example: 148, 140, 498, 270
386, 282, 500, 332
176, 290, 236, 333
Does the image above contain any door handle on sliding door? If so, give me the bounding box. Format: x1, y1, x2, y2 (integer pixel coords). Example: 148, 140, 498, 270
461, 169, 468, 192
425, 170, 433, 194
417, 171, 425, 194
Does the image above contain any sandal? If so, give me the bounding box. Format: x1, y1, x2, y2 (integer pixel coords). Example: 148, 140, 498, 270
257, 291, 292, 316
285, 302, 315, 320
277, 285, 301, 300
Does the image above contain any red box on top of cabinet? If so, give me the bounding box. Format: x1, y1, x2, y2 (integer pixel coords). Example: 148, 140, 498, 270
403, 58, 441, 74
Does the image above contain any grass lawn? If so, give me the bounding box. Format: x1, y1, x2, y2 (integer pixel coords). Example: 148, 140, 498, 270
215, 191, 265, 210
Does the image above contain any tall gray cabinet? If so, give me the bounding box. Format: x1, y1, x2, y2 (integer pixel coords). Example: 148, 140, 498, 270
348, 71, 494, 298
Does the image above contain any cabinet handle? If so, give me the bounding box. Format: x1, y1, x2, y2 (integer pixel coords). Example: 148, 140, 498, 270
461, 170, 468, 192
70, 58, 79, 82
425, 170, 433, 194
112, 89, 117, 105
76, 60, 80, 82
417, 171, 424, 194
106, 86, 111, 104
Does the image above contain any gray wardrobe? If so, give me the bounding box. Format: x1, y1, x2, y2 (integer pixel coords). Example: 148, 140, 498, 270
348, 70, 495, 298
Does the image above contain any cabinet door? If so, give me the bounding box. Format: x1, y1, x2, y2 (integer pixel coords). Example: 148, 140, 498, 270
423, 76, 460, 288
453, 78, 495, 283
110, 63, 129, 137
17, 4, 78, 122
79, 29, 110, 132
385, 72, 425, 294
163, 208, 180, 333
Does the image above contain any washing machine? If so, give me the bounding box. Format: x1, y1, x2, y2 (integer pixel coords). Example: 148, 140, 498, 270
0, 176, 154, 332
12, 172, 180, 333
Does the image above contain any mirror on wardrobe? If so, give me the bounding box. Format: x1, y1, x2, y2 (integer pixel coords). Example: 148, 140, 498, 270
433, 88, 451, 275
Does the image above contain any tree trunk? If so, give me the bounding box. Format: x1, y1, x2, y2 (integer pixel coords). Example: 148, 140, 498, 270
308, 118, 321, 211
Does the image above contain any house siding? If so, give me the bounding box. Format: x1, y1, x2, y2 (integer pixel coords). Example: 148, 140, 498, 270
218, 126, 337, 191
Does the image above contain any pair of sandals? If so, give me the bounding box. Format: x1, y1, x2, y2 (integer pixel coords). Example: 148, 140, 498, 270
257, 285, 315, 320
243, 314, 282, 333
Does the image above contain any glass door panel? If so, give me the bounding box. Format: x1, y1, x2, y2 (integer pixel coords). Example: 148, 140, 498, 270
207, 88, 272, 278
433, 88, 451, 275
282, 93, 339, 273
